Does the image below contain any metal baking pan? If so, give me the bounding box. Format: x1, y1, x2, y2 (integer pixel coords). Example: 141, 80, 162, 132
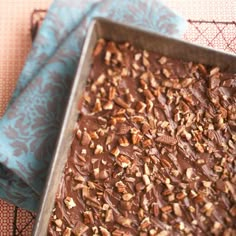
33, 17, 236, 235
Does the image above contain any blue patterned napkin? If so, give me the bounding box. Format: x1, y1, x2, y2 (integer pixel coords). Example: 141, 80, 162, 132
0, 0, 187, 212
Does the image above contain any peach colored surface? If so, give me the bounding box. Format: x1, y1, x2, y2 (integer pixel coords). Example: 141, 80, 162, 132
0, 0, 52, 117
0, 0, 235, 235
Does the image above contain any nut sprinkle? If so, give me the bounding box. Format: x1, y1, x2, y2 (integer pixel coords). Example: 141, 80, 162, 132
48, 39, 236, 236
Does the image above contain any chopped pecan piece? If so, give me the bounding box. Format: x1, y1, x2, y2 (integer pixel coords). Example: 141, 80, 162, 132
142, 174, 151, 186
54, 219, 63, 228
112, 229, 127, 236
72, 221, 89, 235
83, 211, 94, 224
116, 215, 132, 228
132, 133, 143, 145
63, 227, 72, 236
116, 155, 131, 168
81, 131, 91, 146
136, 101, 147, 113
162, 68, 171, 78
143, 89, 155, 100
195, 142, 204, 153
114, 97, 129, 109
173, 203, 182, 217
93, 39, 105, 57
103, 101, 114, 110
94, 144, 103, 154
109, 87, 116, 100
122, 193, 134, 201
210, 67, 220, 76
230, 205, 236, 217
161, 205, 172, 213
140, 217, 151, 230
64, 197, 76, 209
100, 226, 111, 236
176, 191, 187, 200
111, 146, 120, 157
156, 135, 177, 145
93, 98, 102, 112
159, 56, 167, 65
119, 136, 130, 147
105, 209, 114, 222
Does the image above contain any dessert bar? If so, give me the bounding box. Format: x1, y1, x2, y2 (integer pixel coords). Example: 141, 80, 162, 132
48, 39, 236, 236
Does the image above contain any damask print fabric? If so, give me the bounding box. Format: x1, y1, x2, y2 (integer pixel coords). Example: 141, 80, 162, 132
0, 0, 187, 212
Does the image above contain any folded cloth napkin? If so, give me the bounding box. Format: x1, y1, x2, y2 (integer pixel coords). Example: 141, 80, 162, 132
0, 0, 187, 212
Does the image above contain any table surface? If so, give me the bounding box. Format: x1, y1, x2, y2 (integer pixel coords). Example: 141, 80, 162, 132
0, 0, 235, 235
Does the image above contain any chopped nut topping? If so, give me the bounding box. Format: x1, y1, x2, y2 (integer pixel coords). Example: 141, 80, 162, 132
156, 135, 177, 146
186, 167, 193, 179
63, 227, 72, 236
132, 132, 143, 145
105, 209, 114, 222
142, 57, 150, 68
100, 226, 111, 236
132, 62, 140, 70
81, 131, 91, 146
114, 97, 129, 109
93, 98, 102, 112
159, 56, 167, 65
111, 146, 120, 157
210, 67, 220, 76
54, 219, 63, 228
230, 205, 236, 217
93, 39, 105, 57
136, 101, 147, 113
72, 221, 89, 235
83, 211, 94, 224
119, 136, 129, 147
149, 229, 158, 236
49, 39, 236, 235
181, 77, 194, 88
142, 174, 151, 186
115, 181, 127, 193
74, 174, 85, 182
214, 165, 223, 173
135, 53, 142, 61
103, 101, 114, 110
116, 215, 132, 228
161, 159, 172, 169
109, 87, 116, 100
173, 203, 182, 217
143, 89, 155, 100
146, 99, 154, 113
211, 221, 223, 235
142, 139, 152, 147
156, 231, 169, 236
162, 68, 171, 78
176, 191, 187, 200
64, 197, 76, 209
140, 217, 151, 229
161, 205, 172, 213
96, 73, 106, 85
144, 163, 151, 175
94, 144, 103, 154
175, 222, 185, 231
195, 142, 204, 153
122, 193, 134, 201
202, 181, 212, 188
89, 131, 99, 139
116, 155, 131, 168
